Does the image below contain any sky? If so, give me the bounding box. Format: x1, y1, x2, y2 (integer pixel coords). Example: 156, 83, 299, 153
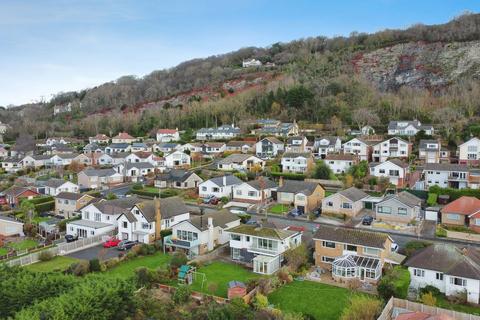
0, 0, 479, 106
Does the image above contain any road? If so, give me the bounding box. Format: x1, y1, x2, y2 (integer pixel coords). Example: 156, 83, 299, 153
66, 244, 122, 261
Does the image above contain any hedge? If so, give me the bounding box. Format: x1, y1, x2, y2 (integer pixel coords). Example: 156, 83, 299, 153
429, 186, 480, 201
34, 201, 55, 213
28, 196, 54, 205
130, 188, 178, 199
269, 172, 306, 180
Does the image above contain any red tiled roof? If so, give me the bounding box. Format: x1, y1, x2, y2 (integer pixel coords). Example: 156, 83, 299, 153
441, 196, 480, 216
396, 312, 453, 320
94, 134, 109, 139
113, 132, 134, 139
157, 129, 177, 134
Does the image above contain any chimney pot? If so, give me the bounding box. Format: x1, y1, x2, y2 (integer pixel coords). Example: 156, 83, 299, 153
208, 217, 213, 228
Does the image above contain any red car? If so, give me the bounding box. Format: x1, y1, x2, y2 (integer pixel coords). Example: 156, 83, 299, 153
103, 238, 121, 248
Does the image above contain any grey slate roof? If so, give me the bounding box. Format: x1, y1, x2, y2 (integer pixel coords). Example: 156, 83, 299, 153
388, 120, 433, 131
315, 136, 339, 146
156, 169, 197, 183
91, 196, 140, 215
313, 225, 389, 249
81, 168, 118, 177
123, 162, 154, 170
188, 210, 239, 231
107, 143, 129, 149
424, 163, 469, 172
42, 178, 69, 188
56, 192, 84, 201
197, 125, 241, 134
419, 139, 440, 150
134, 197, 189, 222
246, 178, 277, 190
208, 175, 243, 187
277, 180, 320, 196
405, 243, 480, 280
218, 154, 255, 165
282, 152, 312, 159
338, 187, 368, 202
378, 191, 422, 208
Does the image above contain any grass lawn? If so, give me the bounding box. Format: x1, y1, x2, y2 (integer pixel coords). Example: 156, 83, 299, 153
324, 191, 334, 197
25, 256, 79, 272
0, 247, 9, 256
189, 261, 259, 297
32, 216, 50, 224
436, 295, 480, 316
268, 203, 289, 214
7, 239, 38, 251
268, 280, 353, 320
106, 252, 171, 278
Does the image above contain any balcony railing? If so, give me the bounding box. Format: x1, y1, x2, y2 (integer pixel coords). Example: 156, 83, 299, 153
249, 243, 279, 256
164, 235, 199, 248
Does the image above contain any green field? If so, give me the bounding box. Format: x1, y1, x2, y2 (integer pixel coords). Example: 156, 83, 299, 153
25, 256, 79, 272
268, 280, 353, 320
106, 252, 171, 278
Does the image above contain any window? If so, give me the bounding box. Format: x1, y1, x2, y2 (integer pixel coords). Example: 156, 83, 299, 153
327, 201, 333, 207
364, 247, 380, 256
398, 207, 408, 215
94, 213, 101, 222
246, 236, 250, 242
436, 272, 443, 280
341, 202, 352, 209
389, 170, 400, 176
344, 244, 357, 252
476, 219, 480, 226
413, 269, 425, 277
322, 241, 336, 248
177, 230, 198, 241
212, 187, 220, 192
236, 190, 242, 196
451, 277, 467, 286
296, 195, 305, 201
142, 223, 149, 229
248, 191, 257, 197
257, 238, 275, 251
447, 214, 460, 221
201, 186, 207, 191
231, 234, 241, 241
379, 169, 385, 174
123, 221, 127, 228
321, 256, 335, 263
378, 206, 391, 214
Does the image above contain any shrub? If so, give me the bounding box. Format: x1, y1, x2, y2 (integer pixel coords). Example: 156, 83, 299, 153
38, 250, 54, 262
89, 259, 101, 272
340, 295, 382, 320
103, 257, 120, 269
135, 267, 156, 288
69, 260, 90, 276
284, 243, 309, 273
34, 201, 55, 213
238, 214, 251, 223
253, 293, 269, 310
207, 283, 218, 295
160, 229, 172, 239
172, 285, 191, 304
125, 250, 138, 260
420, 292, 437, 306
139, 244, 156, 256
378, 266, 410, 300
170, 252, 188, 270
419, 285, 441, 297
404, 241, 431, 257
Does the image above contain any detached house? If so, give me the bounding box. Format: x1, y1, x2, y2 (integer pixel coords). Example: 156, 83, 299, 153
226, 223, 302, 274
233, 178, 277, 203
105, 143, 130, 154
281, 152, 314, 174
1, 157, 23, 173
156, 128, 180, 142
164, 210, 240, 258
321, 187, 369, 218
277, 180, 325, 213
423, 163, 469, 190
458, 137, 480, 166
115, 162, 154, 181
77, 168, 124, 189
3, 186, 40, 206
42, 179, 79, 196
325, 154, 358, 174
112, 132, 136, 144
196, 124, 241, 140
255, 137, 284, 159
55, 192, 95, 218
117, 197, 190, 243
419, 139, 450, 164
314, 136, 342, 159
164, 150, 191, 168
440, 196, 480, 233
313, 225, 401, 283
285, 136, 308, 153
89, 134, 110, 144
225, 141, 255, 153
388, 120, 434, 136
154, 170, 203, 189
199, 175, 243, 199
369, 159, 410, 188
372, 137, 412, 163
406, 243, 480, 304
375, 191, 423, 224
342, 138, 372, 161
217, 154, 265, 171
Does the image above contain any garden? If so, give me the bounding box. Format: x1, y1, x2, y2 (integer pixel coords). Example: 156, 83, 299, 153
0, 238, 39, 257
268, 203, 290, 215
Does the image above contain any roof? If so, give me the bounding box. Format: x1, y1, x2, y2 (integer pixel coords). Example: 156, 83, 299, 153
226, 141, 255, 147
133, 151, 152, 159
56, 192, 86, 201
226, 224, 299, 240
424, 163, 468, 172
325, 154, 356, 161
286, 136, 306, 144
388, 120, 433, 131
441, 196, 480, 216
282, 152, 312, 159
187, 210, 239, 231
42, 178, 71, 189
246, 178, 277, 190
107, 143, 129, 149
277, 180, 320, 196
134, 197, 190, 222
207, 175, 243, 187
123, 162, 154, 170
405, 243, 480, 280
419, 139, 440, 150
113, 132, 134, 140
315, 136, 339, 146
313, 225, 389, 249
370, 158, 408, 168
3, 186, 39, 197
81, 168, 118, 177
68, 219, 112, 229
218, 154, 257, 165
157, 129, 178, 134
0, 215, 24, 224
90, 197, 140, 215
91, 134, 109, 140
156, 169, 197, 183
260, 136, 283, 145
338, 187, 368, 202
379, 191, 422, 208
197, 125, 241, 134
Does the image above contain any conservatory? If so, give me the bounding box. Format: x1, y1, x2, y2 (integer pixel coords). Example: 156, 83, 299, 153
331, 255, 382, 282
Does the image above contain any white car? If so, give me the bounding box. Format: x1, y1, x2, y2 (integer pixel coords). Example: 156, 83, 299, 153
391, 243, 399, 252
229, 206, 247, 215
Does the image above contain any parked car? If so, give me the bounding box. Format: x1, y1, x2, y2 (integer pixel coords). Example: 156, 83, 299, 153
202, 195, 219, 205
103, 238, 121, 248
313, 208, 322, 217
229, 206, 246, 215
65, 234, 78, 243
391, 243, 399, 252
117, 240, 138, 251
362, 215, 374, 226
245, 219, 257, 225
288, 208, 301, 217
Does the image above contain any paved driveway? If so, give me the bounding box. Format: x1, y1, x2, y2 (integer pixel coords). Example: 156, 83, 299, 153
66, 244, 121, 261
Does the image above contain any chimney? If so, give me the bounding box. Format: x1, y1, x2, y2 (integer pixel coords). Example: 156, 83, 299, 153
154, 197, 162, 241
279, 175, 284, 187
223, 175, 227, 187
207, 216, 214, 250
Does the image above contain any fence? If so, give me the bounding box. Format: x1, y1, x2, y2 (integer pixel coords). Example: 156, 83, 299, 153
377, 297, 480, 320
155, 283, 228, 304
446, 230, 480, 243
3, 231, 115, 267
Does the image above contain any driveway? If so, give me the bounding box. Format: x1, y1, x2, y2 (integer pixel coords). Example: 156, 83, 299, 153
66, 244, 121, 261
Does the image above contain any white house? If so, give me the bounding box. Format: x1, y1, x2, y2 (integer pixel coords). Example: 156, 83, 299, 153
105, 143, 130, 154
406, 243, 480, 304
324, 154, 357, 174
423, 163, 469, 190
156, 129, 180, 142
201, 142, 226, 155
21, 154, 52, 168
89, 134, 110, 144
281, 152, 314, 174
388, 120, 434, 136
285, 136, 308, 153
164, 211, 240, 258
242, 59, 262, 68
1, 157, 23, 173
117, 197, 190, 243
199, 175, 243, 199
66, 197, 139, 238
369, 159, 410, 188
217, 154, 265, 171
42, 179, 79, 196
225, 141, 256, 153
226, 223, 302, 274
255, 137, 284, 159
232, 178, 277, 203
164, 150, 191, 168
115, 162, 155, 180
111, 132, 136, 144
98, 152, 128, 166
419, 139, 450, 164
372, 137, 411, 163
459, 137, 480, 166
314, 136, 342, 159
77, 168, 124, 189
342, 138, 372, 161
196, 124, 241, 140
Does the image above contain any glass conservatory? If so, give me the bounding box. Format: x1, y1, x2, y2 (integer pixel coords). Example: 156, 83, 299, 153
332, 255, 381, 282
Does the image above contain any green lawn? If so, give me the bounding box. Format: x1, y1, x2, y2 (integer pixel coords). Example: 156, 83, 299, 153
25, 256, 79, 272
188, 261, 259, 297
268, 203, 289, 214
106, 252, 171, 278
268, 280, 353, 320
0, 247, 9, 256
325, 191, 334, 197
7, 239, 38, 251
436, 295, 480, 316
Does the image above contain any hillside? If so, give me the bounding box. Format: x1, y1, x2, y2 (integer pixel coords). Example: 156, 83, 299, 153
2, 13, 480, 141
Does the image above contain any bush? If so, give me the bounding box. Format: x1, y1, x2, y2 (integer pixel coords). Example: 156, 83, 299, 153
420, 292, 437, 306
34, 201, 55, 213
103, 257, 120, 270
253, 293, 269, 310
170, 252, 188, 270
269, 172, 305, 180
139, 244, 156, 256
238, 214, 251, 223
125, 250, 138, 260
89, 259, 101, 272
38, 250, 54, 262
419, 285, 441, 297
378, 266, 410, 300
340, 295, 382, 320
160, 229, 172, 239
172, 285, 191, 304
69, 260, 90, 276
404, 241, 431, 257
135, 267, 156, 288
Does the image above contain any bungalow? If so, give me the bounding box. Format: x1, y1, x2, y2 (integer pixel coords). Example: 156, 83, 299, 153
349, 125, 375, 136
225, 141, 255, 153
130, 142, 151, 153
277, 180, 325, 213
98, 152, 128, 166
42, 179, 79, 196
369, 159, 410, 188
226, 223, 302, 274
255, 121, 299, 137
1, 157, 23, 173
77, 168, 124, 189
66, 197, 139, 238
255, 137, 284, 159
112, 132, 136, 144
440, 196, 480, 233
164, 150, 191, 168
281, 152, 315, 174
314, 136, 342, 159
198, 175, 243, 199
196, 124, 241, 141
201, 142, 226, 155
83, 143, 104, 155
233, 178, 277, 203
156, 128, 180, 142
419, 139, 450, 164
88, 133, 110, 144
285, 136, 308, 153
49, 153, 79, 166
324, 154, 358, 174
372, 137, 412, 163
405, 243, 480, 304
458, 137, 480, 166
21, 154, 52, 169
423, 163, 469, 190
164, 210, 240, 258
155, 142, 180, 154
117, 197, 190, 243
115, 162, 155, 181
388, 120, 434, 136
0, 216, 24, 237
313, 225, 400, 283
125, 151, 153, 164
3, 186, 40, 206
375, 191, 422, 224
55, 192, 96, 218
177, 143, 203, 153
342, 138, 373, 161
217, 154, 265, 172
105, 143, 130, 154
321, 187, 369, 218
154, 170, 203, 189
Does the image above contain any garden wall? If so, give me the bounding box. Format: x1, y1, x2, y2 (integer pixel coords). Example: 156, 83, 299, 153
446, 230, 480, 242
